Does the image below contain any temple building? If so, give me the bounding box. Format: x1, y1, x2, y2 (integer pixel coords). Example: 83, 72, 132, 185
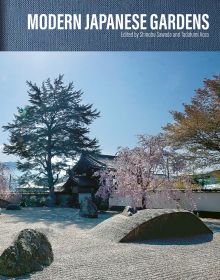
62, 153, 115, 204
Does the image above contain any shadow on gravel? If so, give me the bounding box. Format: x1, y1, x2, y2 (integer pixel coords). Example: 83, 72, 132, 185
134, 233, 213, 245
0, 274, 31, 280
1, 208, 114, 230
204, 221, 220, 233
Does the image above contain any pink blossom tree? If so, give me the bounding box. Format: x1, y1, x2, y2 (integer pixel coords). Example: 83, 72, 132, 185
0, 163, 21, 204
0, 163, 10, 201
96, 134, 195, 210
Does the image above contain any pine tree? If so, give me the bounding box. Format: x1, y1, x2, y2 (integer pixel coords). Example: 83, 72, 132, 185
3, 75, 100, 202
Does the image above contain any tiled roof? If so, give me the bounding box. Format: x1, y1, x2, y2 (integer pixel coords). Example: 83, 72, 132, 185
72, 153, 116, 173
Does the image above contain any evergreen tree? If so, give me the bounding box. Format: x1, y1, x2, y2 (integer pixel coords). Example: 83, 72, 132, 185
3, 75, 100, 201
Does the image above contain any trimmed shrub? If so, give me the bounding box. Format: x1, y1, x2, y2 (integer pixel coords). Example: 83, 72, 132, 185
6, 204, 21, 210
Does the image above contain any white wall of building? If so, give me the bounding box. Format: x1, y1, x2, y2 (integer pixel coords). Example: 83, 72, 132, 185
191, 192, 220, 212
109, 191, 220, 212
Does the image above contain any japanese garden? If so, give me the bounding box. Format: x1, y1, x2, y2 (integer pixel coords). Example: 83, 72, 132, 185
0, 71, 220, 279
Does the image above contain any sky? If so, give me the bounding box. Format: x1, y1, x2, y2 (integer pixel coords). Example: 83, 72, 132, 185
0, 52, 220, 162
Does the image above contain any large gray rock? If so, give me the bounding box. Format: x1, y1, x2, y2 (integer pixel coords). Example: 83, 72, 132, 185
79, 198, 98, 218
0, 229, 53, 277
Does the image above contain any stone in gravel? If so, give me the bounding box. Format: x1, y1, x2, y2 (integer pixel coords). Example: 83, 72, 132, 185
0, 228, 53, 277
122, 206, 137, 217
91, 209, 213, 242
6, 204, 21, 210
79, 198, 98, 218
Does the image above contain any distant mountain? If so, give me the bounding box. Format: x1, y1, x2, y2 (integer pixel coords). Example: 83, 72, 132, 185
3, 161, 17, 170
206, 170, 220, 179
3, 161, 22, 177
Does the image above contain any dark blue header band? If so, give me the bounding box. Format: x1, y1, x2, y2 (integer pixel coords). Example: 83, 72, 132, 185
0, 0, 220, 51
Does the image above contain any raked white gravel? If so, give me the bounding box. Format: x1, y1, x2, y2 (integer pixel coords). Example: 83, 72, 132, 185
0, 207, 220, 280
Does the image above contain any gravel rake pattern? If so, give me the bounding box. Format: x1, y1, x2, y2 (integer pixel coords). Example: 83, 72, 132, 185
0, 208, 220, 280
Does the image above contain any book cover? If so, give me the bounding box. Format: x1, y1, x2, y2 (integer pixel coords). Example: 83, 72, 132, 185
0, 1, 220, 279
